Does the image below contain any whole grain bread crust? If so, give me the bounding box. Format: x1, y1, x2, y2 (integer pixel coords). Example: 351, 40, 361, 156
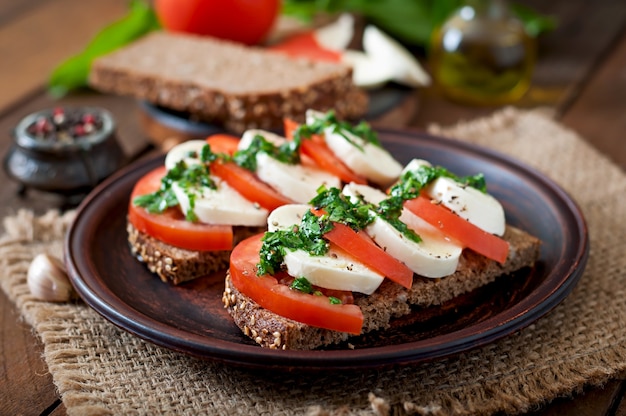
89, 32, 368, 133
127, 222, 263, 285
223, 225, 541, 350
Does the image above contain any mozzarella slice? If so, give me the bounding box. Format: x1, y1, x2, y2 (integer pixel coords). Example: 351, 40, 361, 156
314, 13, 354, 51
239, 129, 340, 203
239, 129, 287, 150
164, 140, 207, 171
306, 110, 403, 186
343, 183, 462, 278
283, 248, 384, 295
267, 204, 310, 232
403, 159, 506, 236
362, 25, 431, 87
254, 151, 341, 204
341, 50, 394, 89
268, 204, 384, 294
172, 178, 268, 227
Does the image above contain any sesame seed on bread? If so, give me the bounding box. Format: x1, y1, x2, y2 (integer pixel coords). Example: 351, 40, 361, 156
223, 225, 541, 350
89, 31, 369, 134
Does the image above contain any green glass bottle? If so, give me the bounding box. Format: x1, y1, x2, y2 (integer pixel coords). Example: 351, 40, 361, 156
430, 0, 535, 105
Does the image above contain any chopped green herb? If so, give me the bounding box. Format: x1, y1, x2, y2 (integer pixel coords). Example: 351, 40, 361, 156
290, 276, 313, 293
300, 110, 381, 151
234, 133, 300, 171
328, 296, 342, 305
309, 186, 374, 231
133, 146, 219, 222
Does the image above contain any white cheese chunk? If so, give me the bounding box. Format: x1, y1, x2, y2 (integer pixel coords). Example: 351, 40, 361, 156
283, 247, 384, 295
267, 204, 310, 232
268, 203, 384, 294
403, 159, 506, 236
172, 178, 268, 227
306, 110, 402, 186
254, 152, 340, 204
343, 183, 462, 278
164, 140, 207, 171
239, 129, 341, 203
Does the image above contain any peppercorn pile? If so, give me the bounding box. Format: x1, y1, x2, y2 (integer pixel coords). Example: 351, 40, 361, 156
26, 107, 103, 142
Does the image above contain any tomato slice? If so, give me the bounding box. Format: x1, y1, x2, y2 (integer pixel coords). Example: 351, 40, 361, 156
404, 196, 510, 264
210, 160, 293, 211
206, 134, 240, 156
128, 166, 233, 251
284, 118, 367, 184
268, 32, 343, 62
229, 234, 364, 334
309, 208, 413, 288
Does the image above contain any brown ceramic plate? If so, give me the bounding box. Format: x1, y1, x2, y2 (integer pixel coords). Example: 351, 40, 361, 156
65, 129, 588, 371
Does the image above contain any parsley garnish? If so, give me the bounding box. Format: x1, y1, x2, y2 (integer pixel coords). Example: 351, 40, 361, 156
133, 144, 218, 222
233, 133, 300, 171
257, 187, 370, 276
289, 277, 344, 304
293, 110, 381, 152
290, 276, 313, 293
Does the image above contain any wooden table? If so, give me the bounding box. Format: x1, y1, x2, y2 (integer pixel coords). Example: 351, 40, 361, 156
1, 1, 625, 414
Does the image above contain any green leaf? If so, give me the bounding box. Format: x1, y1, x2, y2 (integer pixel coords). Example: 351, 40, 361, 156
509, 3, 557, 37
48, 0, 160, 97
281, 0, 556, 47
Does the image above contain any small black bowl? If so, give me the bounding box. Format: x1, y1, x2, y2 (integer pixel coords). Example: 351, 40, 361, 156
3, 106, 127, 196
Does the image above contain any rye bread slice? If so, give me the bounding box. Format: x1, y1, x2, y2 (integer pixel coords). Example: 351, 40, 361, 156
127, 222, 263, 285
89, 31, 368, 133
223, 225, 541, 350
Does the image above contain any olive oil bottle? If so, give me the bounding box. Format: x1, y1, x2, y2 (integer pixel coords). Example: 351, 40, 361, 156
430, 0, 535, 105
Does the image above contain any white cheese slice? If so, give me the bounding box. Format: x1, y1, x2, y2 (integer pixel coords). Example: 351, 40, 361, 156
268, 204, 384, 294
343, 183, 462, 278
267, 204, 310, 232
403, 159, 506, 236
362, 25, 431, 87
164, 140, 207, 171
172, 178, 268, 227
283, 247, 384, 295
254, 152, 341, 204
306, 110, 402, 186
239, 129, 341, 203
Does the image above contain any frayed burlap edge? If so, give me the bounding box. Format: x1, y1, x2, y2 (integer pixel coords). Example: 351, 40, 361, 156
1, 108, 625, 416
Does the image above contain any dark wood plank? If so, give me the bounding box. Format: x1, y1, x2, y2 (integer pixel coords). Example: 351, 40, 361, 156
528, 380, 624, 416
0, 0, 128, 113
560, 28, 626, 170
0, 290, 60, 415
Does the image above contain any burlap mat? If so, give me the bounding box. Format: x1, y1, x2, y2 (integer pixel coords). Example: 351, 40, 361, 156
2, 108, 625, 415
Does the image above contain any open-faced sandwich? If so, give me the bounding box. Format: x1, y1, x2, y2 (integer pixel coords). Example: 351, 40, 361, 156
222, 158, 541, 350
127, 110, 402, 284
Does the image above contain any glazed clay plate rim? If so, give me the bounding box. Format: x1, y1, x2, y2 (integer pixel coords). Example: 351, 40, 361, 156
65, 129, 588, 370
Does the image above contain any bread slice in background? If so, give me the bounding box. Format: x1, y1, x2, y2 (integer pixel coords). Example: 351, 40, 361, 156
223, 225, 541, 350
89, 31, 368, 134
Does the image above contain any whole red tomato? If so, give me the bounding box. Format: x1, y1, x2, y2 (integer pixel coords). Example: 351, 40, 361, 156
154, 0, 280, 45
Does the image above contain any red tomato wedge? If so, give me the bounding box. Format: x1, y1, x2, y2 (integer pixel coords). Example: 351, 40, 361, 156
229, 234, 364, 334
209, 161, 293, 211
310, 209, 413, 288
206, 134, 240, 156
404, 196, 510, 264
284, 118, 367, 184
268, 32, 343, 62
128, 166, 233, 251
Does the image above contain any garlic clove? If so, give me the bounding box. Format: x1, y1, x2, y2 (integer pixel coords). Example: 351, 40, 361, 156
27, 253, 76, 302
